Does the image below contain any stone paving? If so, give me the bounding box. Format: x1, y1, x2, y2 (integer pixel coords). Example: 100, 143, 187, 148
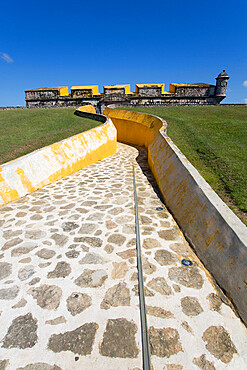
0, 142, 246, 370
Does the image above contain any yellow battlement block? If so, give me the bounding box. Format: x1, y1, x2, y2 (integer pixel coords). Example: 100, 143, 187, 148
59, 86, 69, 96
169, 83, 212, 93
135, 83, 165, 96
25, 87, 69, 100
71, 85, 99, 98
103, 84, 131, 95
26, 86, 69, 96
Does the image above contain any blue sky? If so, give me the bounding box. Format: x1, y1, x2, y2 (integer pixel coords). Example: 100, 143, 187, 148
0, 0, 246, 106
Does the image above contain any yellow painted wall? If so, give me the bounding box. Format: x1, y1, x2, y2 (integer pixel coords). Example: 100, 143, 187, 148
103, 85, 131, 94
78, 105, 96, 113
135, 83, 165, 94
59, 87, 69, 96
103, 107, 164, 148
0, 112, 116, 207
169, 84, 176, 93
71, 86, 99, 95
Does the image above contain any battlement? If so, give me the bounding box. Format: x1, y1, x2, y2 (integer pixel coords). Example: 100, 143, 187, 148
103, 85, 131, 95
135, 83, 165, 96
71, 86, 99, 98
25, 71, 229, 110
169, 83, 216, 97
25, 86, 69, 101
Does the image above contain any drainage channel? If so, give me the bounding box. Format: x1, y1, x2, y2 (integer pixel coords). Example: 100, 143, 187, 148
133, 160, 152, 370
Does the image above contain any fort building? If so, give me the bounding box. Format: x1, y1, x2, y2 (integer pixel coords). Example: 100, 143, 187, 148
25, 70, 229, 112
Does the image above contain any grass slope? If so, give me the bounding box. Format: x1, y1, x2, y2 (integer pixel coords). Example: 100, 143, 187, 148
123, 106, 247, 224
0, 108, 100, 165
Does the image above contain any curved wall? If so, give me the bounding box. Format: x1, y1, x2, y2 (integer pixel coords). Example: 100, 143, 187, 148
77, 105, 96, 113
104, 107, 165, 148
104, 106, 247, 326
0, 110, 117, 206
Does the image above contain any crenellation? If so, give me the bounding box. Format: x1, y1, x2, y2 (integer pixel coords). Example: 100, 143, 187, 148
71, 85, 99, 98
169, 83, 215, 97
136, 83, 165, 97
25, 70, 229, 111
103, 84, 131, 96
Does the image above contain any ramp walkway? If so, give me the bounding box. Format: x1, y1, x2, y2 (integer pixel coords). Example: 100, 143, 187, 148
0, 143, 246, 369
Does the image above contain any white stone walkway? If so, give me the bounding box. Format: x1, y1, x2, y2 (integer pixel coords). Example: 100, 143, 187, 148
0, 143, 246, 370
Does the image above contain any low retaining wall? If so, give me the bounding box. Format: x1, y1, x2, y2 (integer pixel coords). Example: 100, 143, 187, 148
0, 110, 117, 206
77, 105, 96, 113
104, 106, 247, 326
104, 107, 165, 148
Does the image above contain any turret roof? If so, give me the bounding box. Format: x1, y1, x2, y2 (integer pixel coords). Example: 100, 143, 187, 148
217, 70, 229, 78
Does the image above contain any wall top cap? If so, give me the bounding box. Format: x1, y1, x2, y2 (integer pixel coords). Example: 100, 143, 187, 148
170, 83, 213, 87
103, 84, 130, 89
25, 87, 67, 92
71, 86, 98, 90
136, 83, 164, 88
217, 70, 229, 79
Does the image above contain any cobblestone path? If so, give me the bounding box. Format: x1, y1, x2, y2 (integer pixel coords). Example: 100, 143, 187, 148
0, 143, 246, 370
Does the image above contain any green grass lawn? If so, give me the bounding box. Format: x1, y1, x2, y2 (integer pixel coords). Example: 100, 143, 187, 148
0, 108, 100, 165
122, 106, 247, 224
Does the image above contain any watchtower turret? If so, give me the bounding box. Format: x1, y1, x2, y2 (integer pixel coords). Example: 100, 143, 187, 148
215, 70, 229, 103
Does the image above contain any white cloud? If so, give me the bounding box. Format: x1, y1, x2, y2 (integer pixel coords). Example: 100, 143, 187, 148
243, 98, 247, 104
0, 52, 13, 63
242, 81, 247, 88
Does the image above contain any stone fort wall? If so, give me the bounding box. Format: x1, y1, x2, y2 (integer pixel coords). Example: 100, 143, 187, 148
25, 71, 229, 112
